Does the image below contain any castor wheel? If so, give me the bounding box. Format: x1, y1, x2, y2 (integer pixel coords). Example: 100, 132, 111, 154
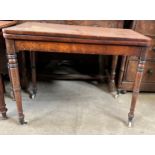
128, 121, 133, 128
121, 90, 127, 94
19, 118, 28, 125
29, 88, 37, 99
114, 93, 119, 98
111, 91, 119, 98
29, 93, 36, 99
29, 89, 37, 99
128, 114, 134, 127
2, 113, 8, 120
117, 89, 127, 95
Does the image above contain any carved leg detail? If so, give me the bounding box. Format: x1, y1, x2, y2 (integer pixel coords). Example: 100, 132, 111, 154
0, 75, 8, 119
128, 57, 146, 127
7, 54, 27, 125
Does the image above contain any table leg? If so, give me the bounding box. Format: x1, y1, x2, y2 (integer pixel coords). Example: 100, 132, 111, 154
30, 52, 37, 99
1, 75, 6, 93
109, 56, 118, 97
8, 65, 15, 101
117, 56, 127, 94
98, 55, 105, 83
0, 74, 8, 119
19, 52, 29, 90
109, 56, 118, 92
7, 53, 27, 125
128, 57, 146, 127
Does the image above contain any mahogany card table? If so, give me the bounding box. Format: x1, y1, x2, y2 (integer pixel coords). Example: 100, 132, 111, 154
2, 22, 151, 126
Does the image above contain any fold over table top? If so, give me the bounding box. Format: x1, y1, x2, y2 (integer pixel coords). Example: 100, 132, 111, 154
3, 22, 151, 47
0, 21, 17, 29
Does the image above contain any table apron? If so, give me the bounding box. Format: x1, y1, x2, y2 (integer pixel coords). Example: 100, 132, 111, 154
14, 40, 142, 57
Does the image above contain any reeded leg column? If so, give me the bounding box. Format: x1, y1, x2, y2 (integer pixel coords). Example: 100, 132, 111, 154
128, 56, 146, 127
6, 39, 27, 124
0, 74, 7, 119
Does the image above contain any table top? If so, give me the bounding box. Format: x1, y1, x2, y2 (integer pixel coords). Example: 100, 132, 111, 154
0, 21, 17, 29
3, 22, 151, 46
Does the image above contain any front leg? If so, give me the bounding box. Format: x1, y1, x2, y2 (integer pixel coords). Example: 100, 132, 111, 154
6, 39, 27, 125
7, 54, 27, 124
128, 56, 146, 127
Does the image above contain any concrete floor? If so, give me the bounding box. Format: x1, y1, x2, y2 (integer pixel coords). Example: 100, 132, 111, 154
0, 80, 155, 134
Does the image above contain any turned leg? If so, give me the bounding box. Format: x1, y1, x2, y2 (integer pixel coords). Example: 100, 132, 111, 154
117, 56, 127, 94
7, 53, 27, 124
18, 52, 32, 98
8, 67, 15, 100
109, 56, 118, 97
109, 56, 118, 92
19, 52, 29, 90
128, 57, 146, 127
30, 52, 37, 99
1, 75, 6, 93
98, 55, 104, 83
0, 74, 8, 119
